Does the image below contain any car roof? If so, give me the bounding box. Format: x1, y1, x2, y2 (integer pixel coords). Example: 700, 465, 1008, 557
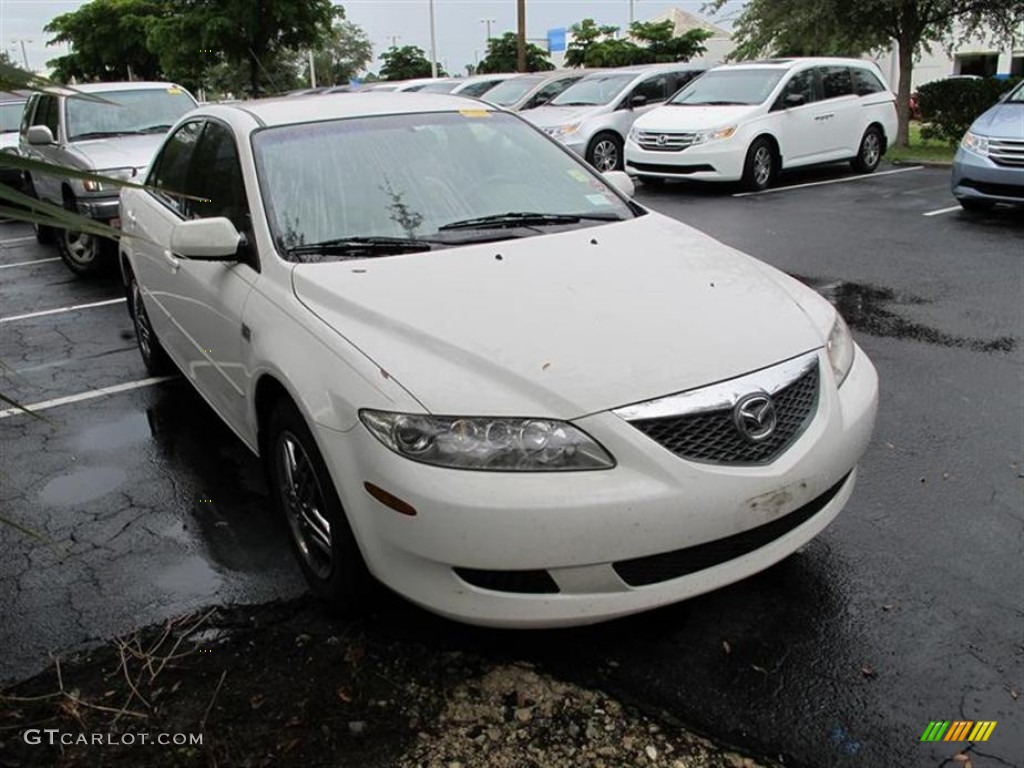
203, 92, 497, 128
717, 57, 881, 70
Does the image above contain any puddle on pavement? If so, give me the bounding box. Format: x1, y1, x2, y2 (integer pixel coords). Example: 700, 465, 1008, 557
38, 466, 127, 506
794, 275, 1017, 353
75, 412, 152, 452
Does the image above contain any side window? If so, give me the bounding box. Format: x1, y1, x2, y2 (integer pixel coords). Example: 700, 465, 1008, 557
21, 95, 37, 134
819, 66, 854, 99
148, 120, 204, 216
779, 69, 816, 106
633, 74, 668, 105
852, 68, 885, 96
669, 71, 700, 95
32, 96, 58, 135
531, 77, 578, 108
460, 80, 497, 98
186, 121, 250, 233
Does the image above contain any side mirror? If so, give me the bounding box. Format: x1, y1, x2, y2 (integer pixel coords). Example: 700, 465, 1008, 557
170, 217, 241, 260
26, 125, 55, 145
630, 94, 648, 109
603, 170, 635, 198
784, 93, 806, 108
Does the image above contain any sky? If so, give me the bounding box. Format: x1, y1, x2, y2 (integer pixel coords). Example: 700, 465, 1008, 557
0, 0, 744, 76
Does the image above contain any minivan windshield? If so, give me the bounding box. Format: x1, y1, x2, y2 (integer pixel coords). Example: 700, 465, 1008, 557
481, 75, 543, 105
66, 88, 197, 140
669, 69, 786, 106
252, 111, 633, 261
1004, 81, 1024, 103
550, 73, 635, 106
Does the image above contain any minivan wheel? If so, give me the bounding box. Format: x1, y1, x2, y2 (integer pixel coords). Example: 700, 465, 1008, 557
267, 398, 371, 611
958, 198, 995, 213
129, 273, 172, 375
587, 132, 624, 172
741, 138, 776, 191
851, 127, 883, 173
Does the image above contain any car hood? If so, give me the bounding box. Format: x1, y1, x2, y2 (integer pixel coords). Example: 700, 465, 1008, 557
635, 104, 762, 132
523, 105, 604, 128
68, 134, 166, 170
292, 214, 828, 419
971, 101, 1024, 139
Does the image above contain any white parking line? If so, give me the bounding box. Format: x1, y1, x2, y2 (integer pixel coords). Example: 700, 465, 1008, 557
0, 297, 125, 323
922, 205, 961, 217
0, 257, 61, 270
732, 166, 925, 197
0, 236, 37, 246
0, 376, 176, 420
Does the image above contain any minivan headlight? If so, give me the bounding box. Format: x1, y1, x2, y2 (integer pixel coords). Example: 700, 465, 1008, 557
360, 410, 615, 471
961, 131, 989, 156
82, 166, 136, 192
545, 122, 581, 140
827, 313, 855, 387
692, 125, 737, 144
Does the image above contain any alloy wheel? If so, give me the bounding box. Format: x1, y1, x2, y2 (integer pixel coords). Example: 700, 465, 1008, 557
63, 230, 97, 266
753, 146, 773, 187
277, 432, 334, 580
592, 140, 619, 172
862, 133, 881, 168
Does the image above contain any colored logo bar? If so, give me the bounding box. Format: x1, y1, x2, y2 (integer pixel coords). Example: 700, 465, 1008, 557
920, 721, 997, 742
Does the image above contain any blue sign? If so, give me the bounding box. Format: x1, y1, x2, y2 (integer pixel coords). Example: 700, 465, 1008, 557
548, 27, 567, 53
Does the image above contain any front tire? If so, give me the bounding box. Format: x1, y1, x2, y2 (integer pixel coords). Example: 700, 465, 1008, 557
741, 138, 776, 192
851, 127, 883, 173
586, 131, 624, 172
56, 195, 110, 276
128, 272, 172, 376
267, 398, 371, 611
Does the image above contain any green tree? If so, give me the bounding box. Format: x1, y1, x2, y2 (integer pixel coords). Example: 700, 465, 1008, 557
44, 0, 167, 83
477, 32, 554, 73
629, 20, 712, 63
565, 18, 620, 68
308, 6, 373, 85
706, 0, 1024, 147
379, 46, 445, 80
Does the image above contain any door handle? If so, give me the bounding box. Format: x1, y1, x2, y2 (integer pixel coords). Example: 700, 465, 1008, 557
162, 249, 180, 271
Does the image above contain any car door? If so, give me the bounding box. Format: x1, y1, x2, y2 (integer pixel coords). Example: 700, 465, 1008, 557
125, 119, 205, 367
159, 119, 257, 434
770, 68, 828, 166
22, 95, 62, 202
815, 66, 860, 157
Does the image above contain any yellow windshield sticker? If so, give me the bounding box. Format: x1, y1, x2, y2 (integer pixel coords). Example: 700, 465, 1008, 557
567, 168, 589, 182
167, 87, 183, 94
459, 108, 490, 118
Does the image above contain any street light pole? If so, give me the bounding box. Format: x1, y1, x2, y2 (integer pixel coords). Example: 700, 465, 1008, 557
629, 0, 635, 25
516, 0, 526, 73
11, 39, 31, 69
429, 0, 438, 78
480, 18, 496, 46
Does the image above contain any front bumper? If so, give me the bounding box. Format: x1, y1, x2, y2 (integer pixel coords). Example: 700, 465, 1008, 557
625, 137, 747, 181
317, 347, 878, 628
952, 147, 1024, 204
75, 195, 120, 221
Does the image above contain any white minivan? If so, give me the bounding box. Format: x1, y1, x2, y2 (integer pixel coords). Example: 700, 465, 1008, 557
625, 58, 897, 190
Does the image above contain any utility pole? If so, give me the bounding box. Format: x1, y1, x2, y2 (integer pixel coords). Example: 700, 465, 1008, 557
429, 0, 438, 78
629, 0, 635, 25
389, 35, 401, 49
480, 18, 496, 46
11, 39, 31, 70
516, 0, 526, 73
308, 49, 317, 88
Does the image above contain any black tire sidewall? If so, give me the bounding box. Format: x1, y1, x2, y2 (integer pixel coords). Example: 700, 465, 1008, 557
587, 131, 624, 172
742, 138, 775, 191
266, 398, 370, 611
128, 273, 172, 375
852, 127, 883, 173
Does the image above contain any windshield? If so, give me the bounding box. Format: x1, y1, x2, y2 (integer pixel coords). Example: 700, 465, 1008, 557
252, 111, 633, 261
0, 101, 25, 133
550, 74, 635, 106
66, 87, 197, 140
483, 75, 544, 105
669, 69, 785, 106
417, 81, 461, 94
1005, 81, 1024, 103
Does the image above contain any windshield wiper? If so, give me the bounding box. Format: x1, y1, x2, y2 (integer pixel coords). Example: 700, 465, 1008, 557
438, 212, 622, 232
138, 124, 173, 133
70, 130, 144, 140
552, 101, 598, 107
286, 236, 435, 258
675, 100, 749, 106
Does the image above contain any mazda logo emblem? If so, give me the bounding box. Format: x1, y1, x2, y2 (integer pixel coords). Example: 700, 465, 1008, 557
733, 393, 777, 442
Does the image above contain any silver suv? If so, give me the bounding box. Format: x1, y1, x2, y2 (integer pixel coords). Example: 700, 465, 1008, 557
522, 64, 706, 171
19, 82, 197, 275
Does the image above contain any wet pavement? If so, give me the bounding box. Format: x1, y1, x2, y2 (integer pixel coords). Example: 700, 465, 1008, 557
1, 165, 1021, 767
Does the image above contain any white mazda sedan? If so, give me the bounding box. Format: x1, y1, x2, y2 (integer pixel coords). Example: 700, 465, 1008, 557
119, 93, 878, 628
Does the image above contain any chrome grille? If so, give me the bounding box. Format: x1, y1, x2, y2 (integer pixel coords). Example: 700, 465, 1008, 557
636, 130, 697, 152
990, 138, 1024, 167
617, 353, 820, 465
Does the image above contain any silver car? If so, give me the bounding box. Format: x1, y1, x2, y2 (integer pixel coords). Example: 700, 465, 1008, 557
19, 81, 197, 275
481, 70, 591, 111
410, 73, 519, 98
952, 79, 1024, 213
0, 92, 28, 187
523, 64, 706, 171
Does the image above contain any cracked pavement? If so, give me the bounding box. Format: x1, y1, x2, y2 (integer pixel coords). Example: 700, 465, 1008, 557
0, 166, 1021, 767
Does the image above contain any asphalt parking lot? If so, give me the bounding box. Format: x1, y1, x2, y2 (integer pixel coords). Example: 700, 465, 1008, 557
1, 164, 1021, 767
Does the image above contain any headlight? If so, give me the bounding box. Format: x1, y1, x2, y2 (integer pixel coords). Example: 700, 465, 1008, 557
961, 131, 989, 156
82, 166, 136, 192
545, 122, 581, 140
359, 410, 615, 471
826, 313, 855, 387
692, 125, 737, 145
